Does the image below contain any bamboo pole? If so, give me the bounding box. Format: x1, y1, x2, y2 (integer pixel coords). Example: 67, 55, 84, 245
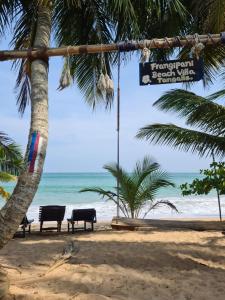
0, 33, 224, 61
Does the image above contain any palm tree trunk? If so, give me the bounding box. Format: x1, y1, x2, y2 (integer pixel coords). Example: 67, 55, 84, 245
0, 5, 51, 298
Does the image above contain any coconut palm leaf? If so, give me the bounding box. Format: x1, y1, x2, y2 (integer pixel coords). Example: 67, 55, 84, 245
195, 0, 225, 32
207, 89, 225, 101
153, 89, 225, 135
10, 0, 38, 115
143, 199, 178, 218
179, 0, 225, 85
0, 0, 16, 38
0, 132, 23, 175
8, 0, 189, 113
0, 172, 16, 182
80, 186, 129, 217
137, 124, 225, 158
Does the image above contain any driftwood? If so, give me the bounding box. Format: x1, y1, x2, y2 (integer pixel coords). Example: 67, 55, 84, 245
45, 241, 79, 275
111, 217, 225, 231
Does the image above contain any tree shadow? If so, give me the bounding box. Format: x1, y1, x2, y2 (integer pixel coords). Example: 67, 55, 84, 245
1, 230, 225, 299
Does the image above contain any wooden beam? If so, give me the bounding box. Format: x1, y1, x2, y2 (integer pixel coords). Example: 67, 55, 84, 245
0, 33, 224, 61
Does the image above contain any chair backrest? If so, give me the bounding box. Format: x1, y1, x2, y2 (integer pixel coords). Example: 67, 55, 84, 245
71, 208, 96, 222
39, 205, 66, 222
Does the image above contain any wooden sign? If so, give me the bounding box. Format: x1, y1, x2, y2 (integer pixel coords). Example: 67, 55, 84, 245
139, 58, 204, 85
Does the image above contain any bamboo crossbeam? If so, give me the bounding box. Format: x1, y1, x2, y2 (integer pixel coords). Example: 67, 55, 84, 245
0, 33, 224, 61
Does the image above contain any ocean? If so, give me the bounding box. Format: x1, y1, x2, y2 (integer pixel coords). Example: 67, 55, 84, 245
0, 172, 223, 221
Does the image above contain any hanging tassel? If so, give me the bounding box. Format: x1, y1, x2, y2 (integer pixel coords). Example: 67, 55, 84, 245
105, 74, 114, 97
191, 42, 205, 60
58, 56, 72, 90
191, 36, 205, 60
140, 47, 151, 64
97, 72, 107, 93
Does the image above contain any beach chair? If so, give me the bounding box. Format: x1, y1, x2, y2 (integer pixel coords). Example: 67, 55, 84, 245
39, 205, 66, 232
20, 216, 34, 237
67, 208, 97, 233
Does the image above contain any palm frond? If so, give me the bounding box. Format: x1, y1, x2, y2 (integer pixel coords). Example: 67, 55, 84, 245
137, 169, 175, 203
0, 132, 23, 175
198, 0, 225, 32
0, 172, 16, 183
54, 0, 117, 108
0, 0, 16, 38
153, 89, 225, 135
10, 0, 37, 115
137, 123, 225, 158
133, 156, 159, 187
143, 199, 178, 218
207, 89, 225, 101
53, 0, 190, 108
79, 186, 129, 217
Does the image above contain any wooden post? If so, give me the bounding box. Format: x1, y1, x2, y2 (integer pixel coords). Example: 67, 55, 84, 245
0, 33, 224, 61
116, 51, 121, 220
212, 151, 223, 222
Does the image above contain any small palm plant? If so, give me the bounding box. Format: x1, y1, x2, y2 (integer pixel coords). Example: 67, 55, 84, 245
0, 132, 23, 200
80, 156, 177, 219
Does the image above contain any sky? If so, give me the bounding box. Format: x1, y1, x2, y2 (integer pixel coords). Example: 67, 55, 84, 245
0, 40, 224, 173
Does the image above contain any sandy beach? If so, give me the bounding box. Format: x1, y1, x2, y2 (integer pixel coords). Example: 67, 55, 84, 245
0, 222, 225, 300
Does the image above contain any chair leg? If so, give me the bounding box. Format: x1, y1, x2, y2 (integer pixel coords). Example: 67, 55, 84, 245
91, 222, 94, 231
67, 222, 70, 233
28, 225, 31, 234
40, 221, 43, 232
72, 222, 75, 234
22, 226, 25, 238
58, 221, 62, 232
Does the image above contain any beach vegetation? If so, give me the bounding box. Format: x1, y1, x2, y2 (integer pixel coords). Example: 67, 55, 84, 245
181, 161, 225, 221
137, 89, 225, 221
80, 156, 177, 219
0, 132, 23, 200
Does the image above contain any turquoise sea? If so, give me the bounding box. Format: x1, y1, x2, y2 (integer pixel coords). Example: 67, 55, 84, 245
0, 172, 224, 221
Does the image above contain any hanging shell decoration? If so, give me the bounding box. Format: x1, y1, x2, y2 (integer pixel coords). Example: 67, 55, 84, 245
140, 47, 151, 64
105, 74, 114, 97
97, 72, 107, 93
58, 56, 72, 90
191, 42, 205, 60
97, 52, 114, 98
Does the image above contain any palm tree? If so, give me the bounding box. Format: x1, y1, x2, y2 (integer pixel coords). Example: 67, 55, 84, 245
80, 156, 177, 219
137, 89, 225, 158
